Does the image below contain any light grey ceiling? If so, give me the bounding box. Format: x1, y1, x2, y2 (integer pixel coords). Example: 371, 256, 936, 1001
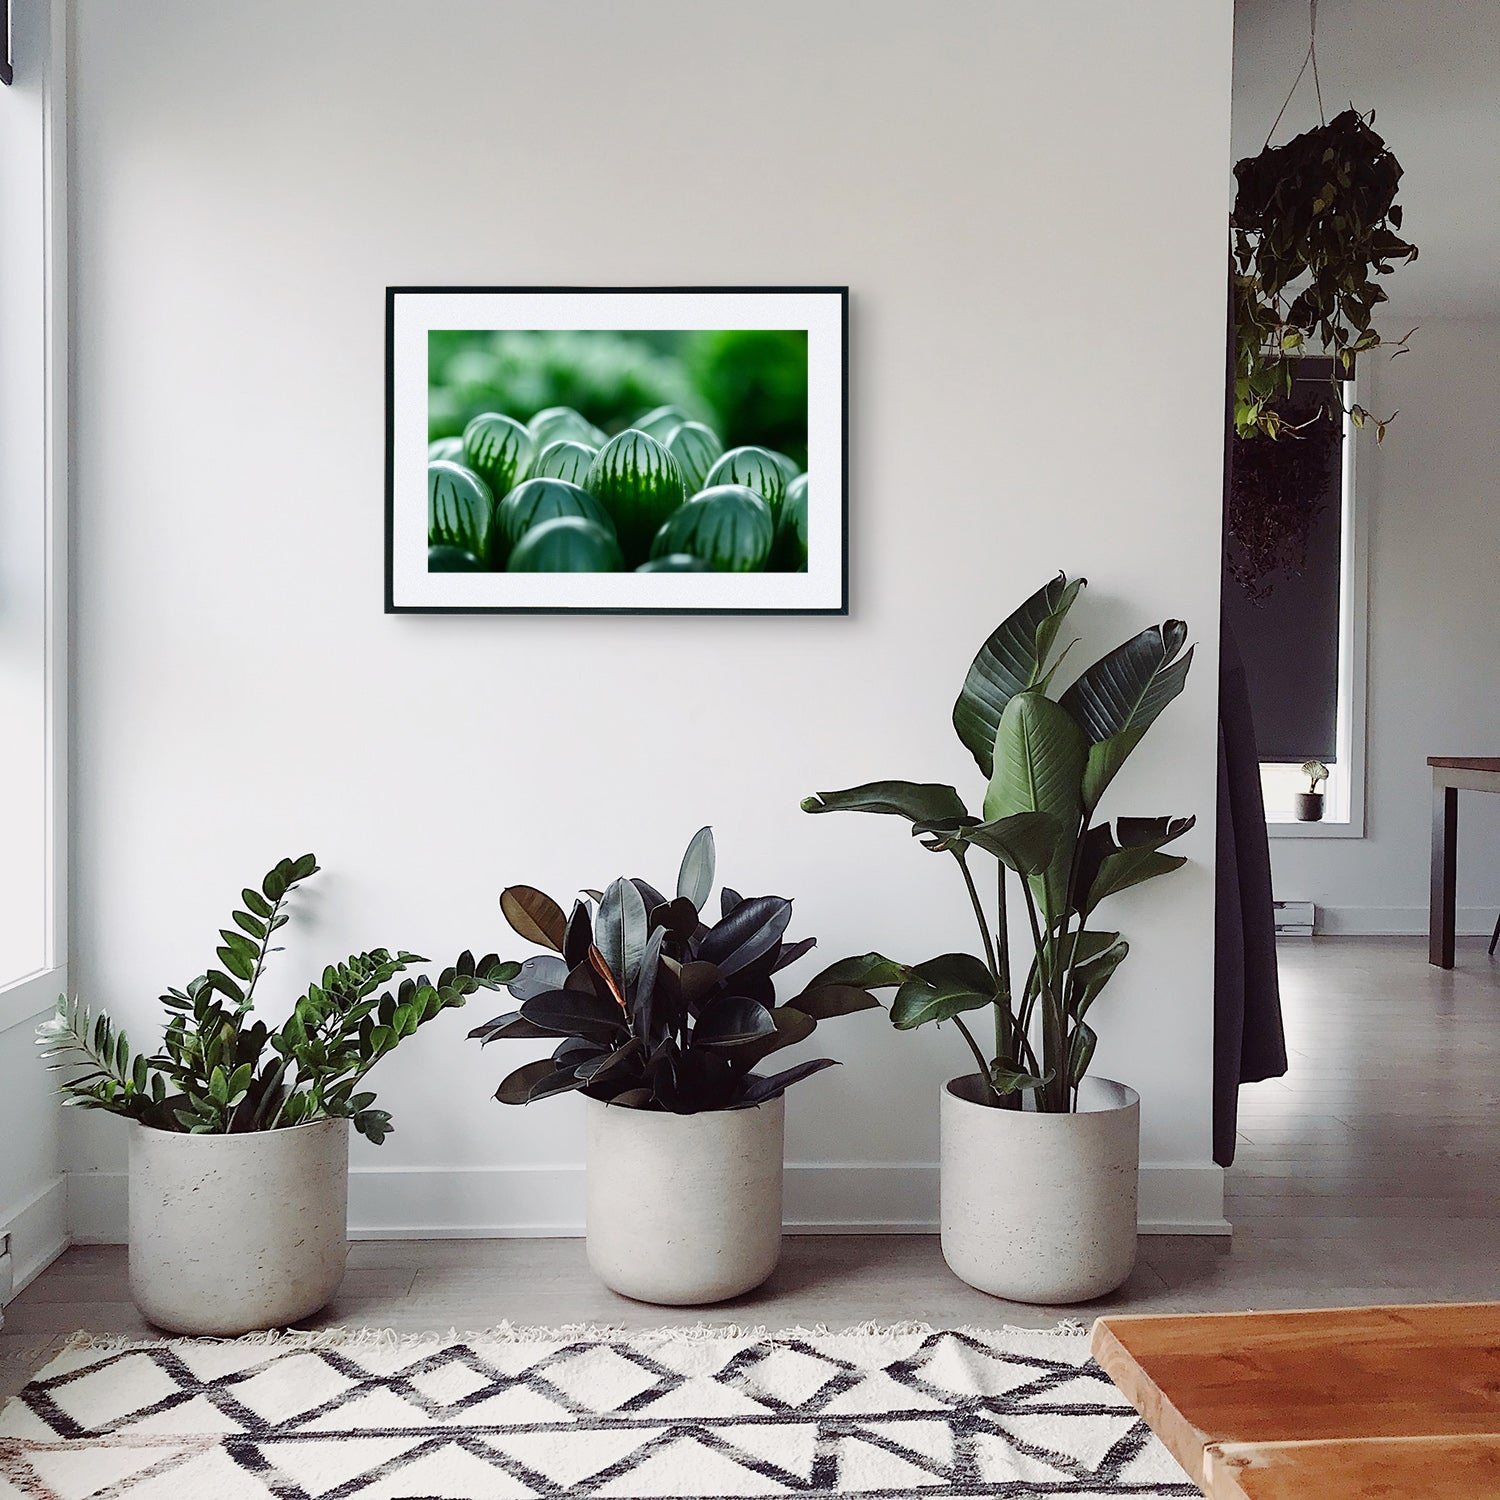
1234, 0, 1500, 321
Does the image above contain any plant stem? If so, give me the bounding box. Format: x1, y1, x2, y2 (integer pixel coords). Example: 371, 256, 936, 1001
955, 850, 998, 980
950, 1014, 996, 1101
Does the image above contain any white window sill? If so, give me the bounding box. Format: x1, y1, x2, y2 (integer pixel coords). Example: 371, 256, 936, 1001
1265, 817, 1364, 840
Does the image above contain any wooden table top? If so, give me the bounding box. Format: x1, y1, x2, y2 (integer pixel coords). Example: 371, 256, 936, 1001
1428, 756, 1500, 771
1092, 1303, 1500, 1496
1204, 1435, 1500, 1500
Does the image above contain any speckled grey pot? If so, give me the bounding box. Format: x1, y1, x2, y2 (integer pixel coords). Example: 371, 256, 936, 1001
585, 1094, 784, 1305
940, 1074, 1139, 1304
128, 1118, 350, 1334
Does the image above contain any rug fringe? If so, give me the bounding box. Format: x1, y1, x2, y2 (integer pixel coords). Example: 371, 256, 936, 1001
62, 1317, 1088, 1355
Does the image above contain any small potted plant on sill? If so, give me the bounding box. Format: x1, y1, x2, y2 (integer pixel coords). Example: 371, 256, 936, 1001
470, 828, 875, 1306
1296, 760, 1329, 821
801, 574, 1194, 1304
36, 855, 506, 1336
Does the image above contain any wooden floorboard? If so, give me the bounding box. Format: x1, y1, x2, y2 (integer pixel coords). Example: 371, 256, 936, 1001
2, 936, 1496, 1402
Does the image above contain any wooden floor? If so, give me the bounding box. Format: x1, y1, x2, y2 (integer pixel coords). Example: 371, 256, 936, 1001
3, 937, 1496, 1403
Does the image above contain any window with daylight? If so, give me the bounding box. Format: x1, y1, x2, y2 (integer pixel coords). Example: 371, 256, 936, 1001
1224, 357, 1368, 836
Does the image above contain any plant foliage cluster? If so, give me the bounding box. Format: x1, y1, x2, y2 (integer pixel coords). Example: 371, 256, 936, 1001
803, 575, 1194, 1113
427, 403, 808, 577
37, 857, 506, 1143
470, 828, 876, 1113
1232, 107, 1416, 441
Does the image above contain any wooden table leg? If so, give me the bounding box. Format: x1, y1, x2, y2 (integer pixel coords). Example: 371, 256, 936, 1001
1430, 782, 1457, 968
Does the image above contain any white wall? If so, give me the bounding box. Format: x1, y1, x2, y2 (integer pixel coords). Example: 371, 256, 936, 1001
1233, 0, 1500, 932
1270, 323, 1500, 933
66, 0, 1234, 1238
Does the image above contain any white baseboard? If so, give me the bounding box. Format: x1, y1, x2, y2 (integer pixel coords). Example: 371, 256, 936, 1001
66, 1161, 1228, 1243
1313, 904, 1496, 936
1, 1176, 69, 1302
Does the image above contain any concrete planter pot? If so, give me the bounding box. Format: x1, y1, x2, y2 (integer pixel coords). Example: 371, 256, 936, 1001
1294, 791, 1325, 822
128, 1117, 350, 1335
940, 1073, 1139, 1304
585, 1094, 784, 1305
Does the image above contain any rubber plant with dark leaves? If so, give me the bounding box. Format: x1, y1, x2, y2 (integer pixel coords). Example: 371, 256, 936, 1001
802, 574, 1194, 1114
36, 855, 510, 1144
470, 829, 877, 1112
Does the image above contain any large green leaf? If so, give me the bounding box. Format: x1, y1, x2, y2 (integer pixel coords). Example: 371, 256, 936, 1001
889, 953, 995, 1031
804, 952, 912, 990
982, 692, 1086, 916
960, 811, 1062, 877
1059, 622, 1193, 811
801, 781, 969, 826
952, 573, 1083, 776
1077, 816, 1195, 915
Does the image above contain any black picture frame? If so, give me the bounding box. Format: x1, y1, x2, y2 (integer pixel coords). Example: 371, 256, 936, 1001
385, 285, 848, 616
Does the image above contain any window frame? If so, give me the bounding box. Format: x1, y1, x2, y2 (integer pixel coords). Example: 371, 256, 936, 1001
0, 0, 67, 1030
1262, 382, 1369, 840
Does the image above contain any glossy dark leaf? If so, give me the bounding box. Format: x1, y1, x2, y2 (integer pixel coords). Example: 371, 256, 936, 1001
562, 900, 593, 970
577, 1038, 642, 1083
595, 877, 648, 989
735, 1057, 839, 1105
505, 954, 570, 1001
676, 826, 716, 910
771, 935, 817, 973
953, 573, 1084, 776
552, 1035, 604, 1068
732, 1004, 817, 1068
720, 887, 743, 919
630, 926, 667, 1033
694, 994, 776, 1048
518, 989, 629, 1045
604, 1087, 654, 1109
527, 1067, 593, 1102
805, 952, 911, 991
801, 781, 969, 826
1059, 622, 1193, 811
466, 1010, 552, 1043
495, 1057, 558, 1105
500, 886, 567, 952
890, 953, 996, 1031
650, 897, 700, 942
698, 895, 792, 978
678, 960, 723, 1014
789, 983, 883, 1019
631, 878, 669, 914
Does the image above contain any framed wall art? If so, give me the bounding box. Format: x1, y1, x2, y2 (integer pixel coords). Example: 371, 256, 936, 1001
385, 285, 847, 615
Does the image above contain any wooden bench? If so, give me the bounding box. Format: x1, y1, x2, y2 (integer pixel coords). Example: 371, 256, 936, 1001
1091, 1303, 1500, 1497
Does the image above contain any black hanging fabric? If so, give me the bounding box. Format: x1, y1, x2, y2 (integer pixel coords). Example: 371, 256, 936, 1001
1214, 615, 1289, 1166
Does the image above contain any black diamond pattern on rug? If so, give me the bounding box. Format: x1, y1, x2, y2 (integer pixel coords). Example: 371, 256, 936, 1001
0, 1326, 1200, 1498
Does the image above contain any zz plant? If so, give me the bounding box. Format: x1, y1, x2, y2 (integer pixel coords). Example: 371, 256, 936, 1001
37, 855, 507, 1143
802, 574, 1193, 1114
470, 828, 875, 1112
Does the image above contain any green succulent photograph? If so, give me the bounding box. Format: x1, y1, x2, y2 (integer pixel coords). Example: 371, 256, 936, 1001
426, 329, 810, 575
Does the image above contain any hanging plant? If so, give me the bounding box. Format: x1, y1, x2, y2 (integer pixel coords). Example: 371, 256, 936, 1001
1232, 105, 1417, 440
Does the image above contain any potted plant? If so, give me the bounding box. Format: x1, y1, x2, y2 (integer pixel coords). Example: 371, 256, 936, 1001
1296, 760, 1329, 821
469, 827, 874, 1305
36, 855, 505, 1335
801, 574, 1194, 1303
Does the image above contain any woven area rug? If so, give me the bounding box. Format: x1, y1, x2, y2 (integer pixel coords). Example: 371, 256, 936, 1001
0, 1322, 1196, 1498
